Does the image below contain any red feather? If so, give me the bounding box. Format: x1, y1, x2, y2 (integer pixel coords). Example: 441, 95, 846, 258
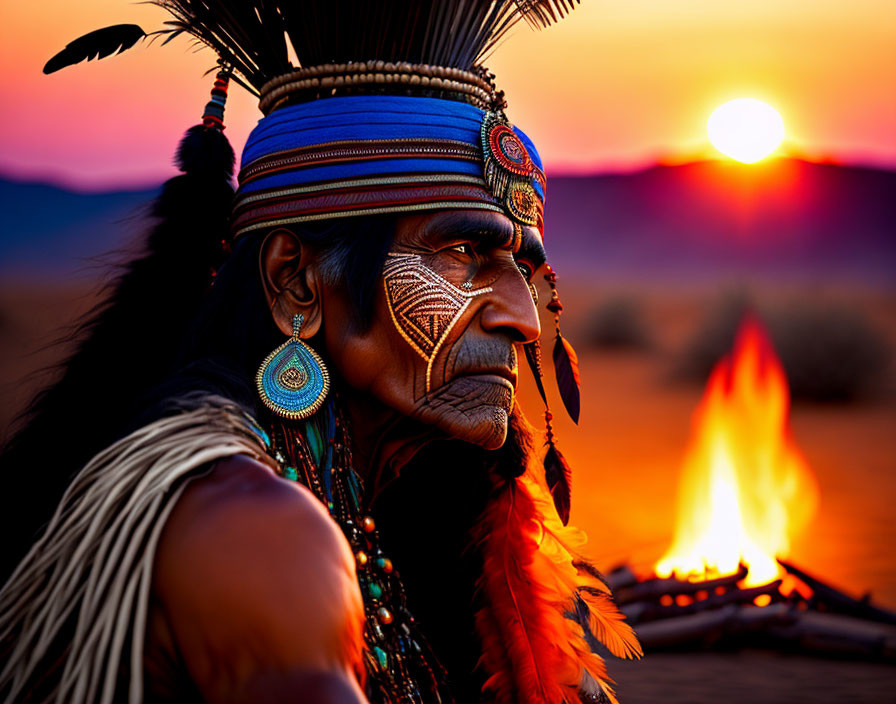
578, 588, 643, 660
473, 411, 638, 703
474, 478, 570, 703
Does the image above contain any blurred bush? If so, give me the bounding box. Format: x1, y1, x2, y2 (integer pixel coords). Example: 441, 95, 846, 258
675, 289, 752, 380
677, 291, 892, 401
586, 295, 653, 351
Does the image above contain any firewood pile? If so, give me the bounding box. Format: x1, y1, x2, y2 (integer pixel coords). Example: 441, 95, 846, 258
608, 560, 896, 661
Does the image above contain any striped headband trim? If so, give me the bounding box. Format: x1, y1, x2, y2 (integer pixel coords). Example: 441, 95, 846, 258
232, 180, 516, 237
235, 173, 487, 207
234, 201, 506, 236
238, 138, 483, 185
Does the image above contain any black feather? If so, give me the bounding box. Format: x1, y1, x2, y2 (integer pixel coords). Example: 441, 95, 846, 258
43, 24, 147, 74
523, 341, 548, 406
544, 441, 572, 524
552, 332, 581, 424
572, 559, 611, 590
571, 593, 604, 654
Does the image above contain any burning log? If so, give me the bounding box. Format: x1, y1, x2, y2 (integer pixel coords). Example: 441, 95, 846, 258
632, 602, 896, 661
778, 559, 896, 625
621, 578, 781, 624
612, 560, 896, 661
614, 565, 748, 607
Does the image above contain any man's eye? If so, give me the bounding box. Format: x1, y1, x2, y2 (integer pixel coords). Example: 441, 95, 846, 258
450, 243, 474, 255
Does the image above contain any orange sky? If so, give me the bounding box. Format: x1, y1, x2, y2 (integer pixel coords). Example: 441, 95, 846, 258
1, 0, 894, 189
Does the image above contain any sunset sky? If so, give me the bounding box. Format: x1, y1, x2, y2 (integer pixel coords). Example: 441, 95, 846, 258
1, 0, 894, 190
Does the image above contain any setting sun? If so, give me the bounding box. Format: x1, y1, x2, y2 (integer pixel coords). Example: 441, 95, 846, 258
707, 98, 785, 164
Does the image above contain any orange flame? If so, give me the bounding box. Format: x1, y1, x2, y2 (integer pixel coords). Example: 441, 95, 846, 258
656, 316, 819, 587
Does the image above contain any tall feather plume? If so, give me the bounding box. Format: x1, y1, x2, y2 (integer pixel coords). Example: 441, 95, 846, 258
148, 0, 580, 95
474, 409, 640, 704
43, 2, 580, 96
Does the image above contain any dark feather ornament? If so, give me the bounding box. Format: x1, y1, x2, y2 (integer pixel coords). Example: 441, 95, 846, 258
543, 432, 572, 525
524, 340, 549, 407
545, 264, 581, 424
43, 24, 147, 74
553, 332, 581, 424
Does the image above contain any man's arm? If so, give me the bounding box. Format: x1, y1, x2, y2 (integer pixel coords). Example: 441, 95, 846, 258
151, 454, 367, 703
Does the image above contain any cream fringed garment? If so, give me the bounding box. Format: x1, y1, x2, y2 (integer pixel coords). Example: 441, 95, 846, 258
0, 396, 273, 704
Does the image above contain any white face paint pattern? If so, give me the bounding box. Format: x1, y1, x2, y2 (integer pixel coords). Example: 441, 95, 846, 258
382, 253, 493, 393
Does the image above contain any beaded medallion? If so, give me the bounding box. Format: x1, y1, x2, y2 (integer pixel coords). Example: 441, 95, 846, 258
480, 111, 546, 228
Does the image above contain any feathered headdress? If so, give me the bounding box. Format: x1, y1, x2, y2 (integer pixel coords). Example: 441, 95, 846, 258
45, 1, 578, 92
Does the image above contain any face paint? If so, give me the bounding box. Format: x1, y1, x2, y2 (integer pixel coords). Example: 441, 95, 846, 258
382, 253, 493, 393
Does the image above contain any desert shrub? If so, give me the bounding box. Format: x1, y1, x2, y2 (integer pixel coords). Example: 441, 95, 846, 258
675, 289, 752, 379
586, 295, 653, 351
677, 292, 891, 401
769, 304, 891, 401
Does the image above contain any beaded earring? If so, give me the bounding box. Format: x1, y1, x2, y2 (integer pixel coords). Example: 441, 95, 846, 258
256, 314, 330, 419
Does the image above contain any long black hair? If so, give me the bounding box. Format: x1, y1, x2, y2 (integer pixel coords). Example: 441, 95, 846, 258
0, 140, 395, 581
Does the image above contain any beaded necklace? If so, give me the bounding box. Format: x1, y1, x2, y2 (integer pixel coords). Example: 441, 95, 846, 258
250, 398, 453, 704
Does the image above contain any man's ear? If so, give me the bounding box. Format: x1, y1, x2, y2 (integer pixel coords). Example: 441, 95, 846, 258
259, 228, 323, 338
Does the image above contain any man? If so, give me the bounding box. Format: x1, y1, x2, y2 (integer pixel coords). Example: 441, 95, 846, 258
0, 2, 639, 702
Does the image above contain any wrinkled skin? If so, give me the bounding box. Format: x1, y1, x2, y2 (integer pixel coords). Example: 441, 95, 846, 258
262, 209, 546, 469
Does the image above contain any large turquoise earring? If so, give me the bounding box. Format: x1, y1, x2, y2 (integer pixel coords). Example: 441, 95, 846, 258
256, 314, 330, 419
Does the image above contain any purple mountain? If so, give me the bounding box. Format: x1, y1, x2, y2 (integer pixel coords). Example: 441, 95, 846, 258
1, 159, 894, 285
543, 159, 896, 286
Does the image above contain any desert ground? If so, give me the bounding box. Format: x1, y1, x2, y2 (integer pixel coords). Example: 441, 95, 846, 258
1, 277, 894, 702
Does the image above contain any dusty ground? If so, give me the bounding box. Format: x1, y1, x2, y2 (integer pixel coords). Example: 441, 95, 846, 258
2, 279, 895, 702
610, 650, 896, 703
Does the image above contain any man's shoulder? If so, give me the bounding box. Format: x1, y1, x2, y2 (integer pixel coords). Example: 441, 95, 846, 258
163, 453, 337, 543
155, 453, 358, 601
151, 454, 365, 697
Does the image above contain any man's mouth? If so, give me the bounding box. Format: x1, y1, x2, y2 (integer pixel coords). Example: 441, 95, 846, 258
452, 368, 517, 390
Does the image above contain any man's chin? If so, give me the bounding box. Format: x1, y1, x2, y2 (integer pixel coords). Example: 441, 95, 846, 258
414, 374, 513, 450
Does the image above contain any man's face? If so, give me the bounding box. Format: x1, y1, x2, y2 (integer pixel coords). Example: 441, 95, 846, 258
321, 210, 545, 450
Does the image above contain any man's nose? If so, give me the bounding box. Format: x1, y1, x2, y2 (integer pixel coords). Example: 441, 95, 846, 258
479, 266, 541, 344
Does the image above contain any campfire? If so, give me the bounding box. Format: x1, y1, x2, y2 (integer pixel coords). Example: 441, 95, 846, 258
608, 316, 896, 660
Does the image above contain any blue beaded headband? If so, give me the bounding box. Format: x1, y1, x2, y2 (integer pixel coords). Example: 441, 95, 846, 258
232, 95, 546, 237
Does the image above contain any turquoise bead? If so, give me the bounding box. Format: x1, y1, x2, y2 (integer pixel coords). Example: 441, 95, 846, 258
373, 646, 388, 670
368, 582, 383, 599
283, 466, 298, 481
